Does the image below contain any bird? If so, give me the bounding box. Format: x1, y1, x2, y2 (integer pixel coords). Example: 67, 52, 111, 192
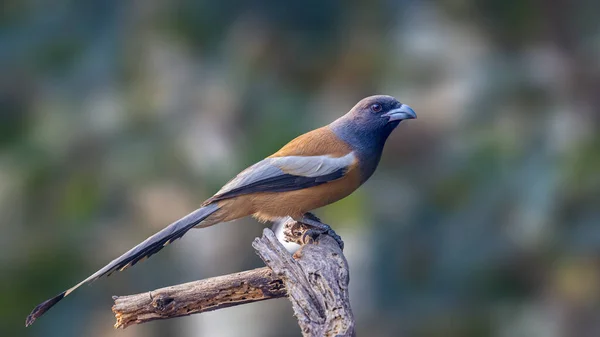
25, 95, 416, 327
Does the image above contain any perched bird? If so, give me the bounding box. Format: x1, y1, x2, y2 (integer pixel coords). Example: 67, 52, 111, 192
25, 95, 416, 327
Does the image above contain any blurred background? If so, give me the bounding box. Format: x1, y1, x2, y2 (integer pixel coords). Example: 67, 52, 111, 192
2, 0, 600, 336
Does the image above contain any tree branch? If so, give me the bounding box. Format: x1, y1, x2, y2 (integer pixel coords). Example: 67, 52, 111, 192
112, 219, 355, 336
112, 267, 286, 328
253, 226, 355, 337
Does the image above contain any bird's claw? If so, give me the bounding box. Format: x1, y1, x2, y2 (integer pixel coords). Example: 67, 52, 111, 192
301, 229, 318, 245
326, 228, 345, 250
300, 225, 344, 250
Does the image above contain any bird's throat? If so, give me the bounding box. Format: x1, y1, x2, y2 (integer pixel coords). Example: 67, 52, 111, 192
329, 122, 392, 183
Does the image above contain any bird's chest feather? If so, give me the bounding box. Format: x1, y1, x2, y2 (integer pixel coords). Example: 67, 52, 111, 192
328, 123, 388, 183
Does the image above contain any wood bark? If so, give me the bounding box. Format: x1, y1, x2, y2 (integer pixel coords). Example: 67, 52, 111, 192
112, 219, 355, 337
112, 267, 286, 328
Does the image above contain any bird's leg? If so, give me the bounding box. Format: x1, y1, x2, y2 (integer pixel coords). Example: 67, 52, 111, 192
296, 213, 344, 250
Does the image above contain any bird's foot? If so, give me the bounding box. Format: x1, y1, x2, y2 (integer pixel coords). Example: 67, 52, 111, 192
298, 214, 344, 250
303, 212, 323, 223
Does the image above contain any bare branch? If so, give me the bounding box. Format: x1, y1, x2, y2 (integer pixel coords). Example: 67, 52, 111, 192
253, 223, 355, 337
112, 218, 354, 336
112, 267, 286, 328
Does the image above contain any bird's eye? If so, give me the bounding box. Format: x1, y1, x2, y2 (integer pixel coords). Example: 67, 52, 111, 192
370, 103, 382, 113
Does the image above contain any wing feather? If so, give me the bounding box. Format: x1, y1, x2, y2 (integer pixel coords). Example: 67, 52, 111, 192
205, 152, 355, 204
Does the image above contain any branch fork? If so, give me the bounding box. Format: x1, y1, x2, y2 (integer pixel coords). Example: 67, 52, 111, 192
112, 218, 355, 337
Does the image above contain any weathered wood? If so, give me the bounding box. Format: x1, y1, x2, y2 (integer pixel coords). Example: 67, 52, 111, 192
112, 267, 286, 328
112, 218, 355, 336
253, 224, 355, 337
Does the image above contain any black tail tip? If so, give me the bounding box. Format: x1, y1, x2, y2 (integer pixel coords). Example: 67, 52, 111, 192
25, 291, 66, 327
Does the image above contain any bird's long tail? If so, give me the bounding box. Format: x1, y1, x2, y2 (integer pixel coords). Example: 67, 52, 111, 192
25, 203, 220, 327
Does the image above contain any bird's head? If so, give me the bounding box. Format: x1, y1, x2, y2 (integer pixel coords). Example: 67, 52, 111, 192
349, 95, 416, 129
332, 95, 416, 142
329, 95, 416, 180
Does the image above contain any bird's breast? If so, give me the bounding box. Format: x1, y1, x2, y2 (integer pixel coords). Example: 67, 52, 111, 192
328, 123, 387, 183
354, 148, 383, 184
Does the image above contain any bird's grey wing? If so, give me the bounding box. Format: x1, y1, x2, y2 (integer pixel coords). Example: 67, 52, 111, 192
205, 152, 356, 203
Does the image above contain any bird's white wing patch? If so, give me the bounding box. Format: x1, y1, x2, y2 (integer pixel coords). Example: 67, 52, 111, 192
215, 152, 355, 196
273, 152, 355, 177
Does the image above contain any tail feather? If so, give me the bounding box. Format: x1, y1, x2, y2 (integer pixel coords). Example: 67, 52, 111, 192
25, 203, 220, 327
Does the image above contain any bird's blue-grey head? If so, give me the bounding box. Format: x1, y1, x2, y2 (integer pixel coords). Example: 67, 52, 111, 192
329, 95, 416, 181
330, 95, 416, 146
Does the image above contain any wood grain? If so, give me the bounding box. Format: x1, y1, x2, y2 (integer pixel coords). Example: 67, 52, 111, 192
112, 267, 286, 328
112, 218, 355, 337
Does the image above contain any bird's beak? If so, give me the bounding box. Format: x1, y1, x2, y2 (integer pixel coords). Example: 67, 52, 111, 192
381, 104, 417, 122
